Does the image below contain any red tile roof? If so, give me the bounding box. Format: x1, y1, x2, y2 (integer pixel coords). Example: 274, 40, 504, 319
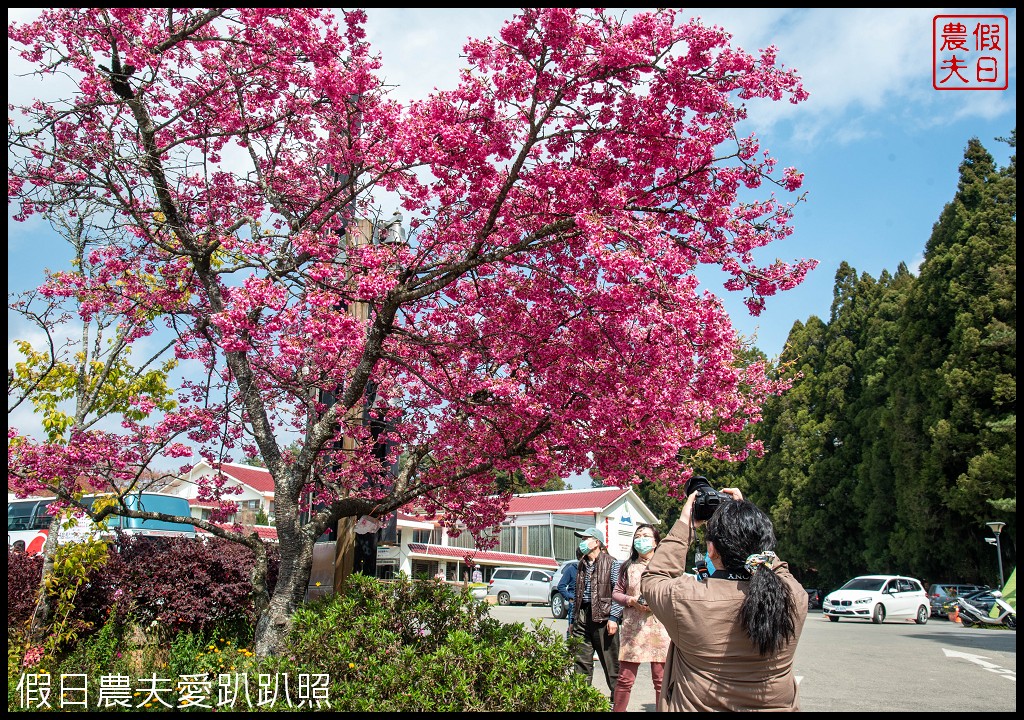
505, 487, 630, 514
407, 543, 559, 569
398, 487, 634, 525
210, 462, 275, 494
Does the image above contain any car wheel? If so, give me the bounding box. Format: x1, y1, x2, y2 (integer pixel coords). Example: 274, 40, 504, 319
872, 603, 886, 624
828, 615, 840, 622
915, 605, 929, 625
551, 594, 567, 619
497, 591, 511, 606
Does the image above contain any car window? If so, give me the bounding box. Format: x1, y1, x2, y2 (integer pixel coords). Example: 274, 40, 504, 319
897, 579, 913, 592
493, 569, 511, 580
552, 563, 573, 584
510, 570, 530, 581
841, 578, 887, 591
909, 580, 923, 592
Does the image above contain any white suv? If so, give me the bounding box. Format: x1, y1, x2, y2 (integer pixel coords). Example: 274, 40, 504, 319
486, 567, 555, 606
823, 575, 929, 624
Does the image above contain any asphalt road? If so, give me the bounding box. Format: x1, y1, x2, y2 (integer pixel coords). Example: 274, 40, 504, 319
487, 605, 1017, 712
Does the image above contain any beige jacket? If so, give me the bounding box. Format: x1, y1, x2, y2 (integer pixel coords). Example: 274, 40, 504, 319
640, 515, 807, 712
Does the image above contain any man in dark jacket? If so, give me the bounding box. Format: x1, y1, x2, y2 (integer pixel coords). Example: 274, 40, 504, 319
571, 527, 623, 695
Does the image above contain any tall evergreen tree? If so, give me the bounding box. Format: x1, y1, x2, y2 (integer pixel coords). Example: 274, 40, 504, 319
741, 132, 1015, 590
850, 264, 917, 572
886, 134, 1016, 583
741, 316, 830, 584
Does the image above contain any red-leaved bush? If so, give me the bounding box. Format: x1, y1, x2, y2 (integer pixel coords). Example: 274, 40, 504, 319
9, 536, 280, 638
7, 549, 44, 628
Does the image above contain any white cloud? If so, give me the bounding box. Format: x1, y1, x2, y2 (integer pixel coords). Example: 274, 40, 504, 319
687, 8, 1017, 146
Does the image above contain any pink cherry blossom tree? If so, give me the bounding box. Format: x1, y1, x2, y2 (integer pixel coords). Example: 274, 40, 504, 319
8, 8, 814, 654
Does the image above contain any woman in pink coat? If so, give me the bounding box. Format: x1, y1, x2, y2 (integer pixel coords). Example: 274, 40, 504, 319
641, 487, 807, 711
611, 523, 672, 711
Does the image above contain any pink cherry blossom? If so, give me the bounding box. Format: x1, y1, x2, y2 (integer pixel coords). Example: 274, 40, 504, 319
8, 8, 814, 653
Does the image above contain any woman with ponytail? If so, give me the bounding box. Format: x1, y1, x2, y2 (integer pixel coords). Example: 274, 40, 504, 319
640, 486, 807, 711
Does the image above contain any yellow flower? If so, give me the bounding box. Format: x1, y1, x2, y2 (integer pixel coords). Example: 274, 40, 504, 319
315, 581, 322, 587
348, 662, 355, 669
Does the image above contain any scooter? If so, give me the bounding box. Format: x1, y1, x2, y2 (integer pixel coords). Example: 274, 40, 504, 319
956, 590, 1016, 630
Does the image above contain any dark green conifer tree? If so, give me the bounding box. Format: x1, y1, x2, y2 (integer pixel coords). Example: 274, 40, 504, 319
885, 134, 1016, 583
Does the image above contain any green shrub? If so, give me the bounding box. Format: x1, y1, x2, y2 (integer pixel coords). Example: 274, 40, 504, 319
10, 574, 608, 712
278, 573, 609, 711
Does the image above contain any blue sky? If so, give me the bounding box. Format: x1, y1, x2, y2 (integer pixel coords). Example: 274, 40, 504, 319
7, 8, 1018, 478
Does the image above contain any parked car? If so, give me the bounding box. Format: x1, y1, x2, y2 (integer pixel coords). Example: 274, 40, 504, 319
927, 582, 988, 617
486, 567, 555, 606
548, 560, 576, 619
823, 575, 929, 624
941, 588, 998, 617
804, 587, 823, 610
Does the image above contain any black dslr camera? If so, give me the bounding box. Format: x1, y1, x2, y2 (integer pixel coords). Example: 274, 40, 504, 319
685, 476, 730, 521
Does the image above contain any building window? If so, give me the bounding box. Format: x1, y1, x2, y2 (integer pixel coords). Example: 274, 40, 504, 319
499, 527, 516, 554
411, 560, 431, 579
527, 526, 552, 558
448, 531, 475, 550
553, 526, 581, 563
413, 529, 435, 545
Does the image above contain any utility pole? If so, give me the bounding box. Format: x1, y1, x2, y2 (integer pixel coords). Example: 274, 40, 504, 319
332, 214, 407, 591
330, 218, 373, 593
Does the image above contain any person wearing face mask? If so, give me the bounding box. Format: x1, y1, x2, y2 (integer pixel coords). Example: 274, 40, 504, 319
610, 524, 671, 712
571, 527, 623, 696
640, 486, 807, 711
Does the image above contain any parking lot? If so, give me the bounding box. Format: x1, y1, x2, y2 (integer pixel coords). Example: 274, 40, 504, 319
488, 605, 1017, 712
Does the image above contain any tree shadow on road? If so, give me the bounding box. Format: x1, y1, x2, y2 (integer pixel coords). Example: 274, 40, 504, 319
906, 627, 1016, 655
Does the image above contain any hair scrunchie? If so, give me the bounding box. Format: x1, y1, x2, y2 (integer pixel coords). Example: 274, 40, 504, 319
743, 551, 777, 574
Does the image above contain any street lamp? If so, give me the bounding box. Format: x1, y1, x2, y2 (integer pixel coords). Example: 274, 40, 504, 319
985, 521, 1006, 589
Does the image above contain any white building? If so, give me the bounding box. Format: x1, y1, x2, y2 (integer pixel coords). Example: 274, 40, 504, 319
162, 462, 661, 593
403, 486, 661, 583
162, 461, 276, 525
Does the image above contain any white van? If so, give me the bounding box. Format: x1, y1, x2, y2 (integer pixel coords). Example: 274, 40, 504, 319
486, 566, 555, 606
